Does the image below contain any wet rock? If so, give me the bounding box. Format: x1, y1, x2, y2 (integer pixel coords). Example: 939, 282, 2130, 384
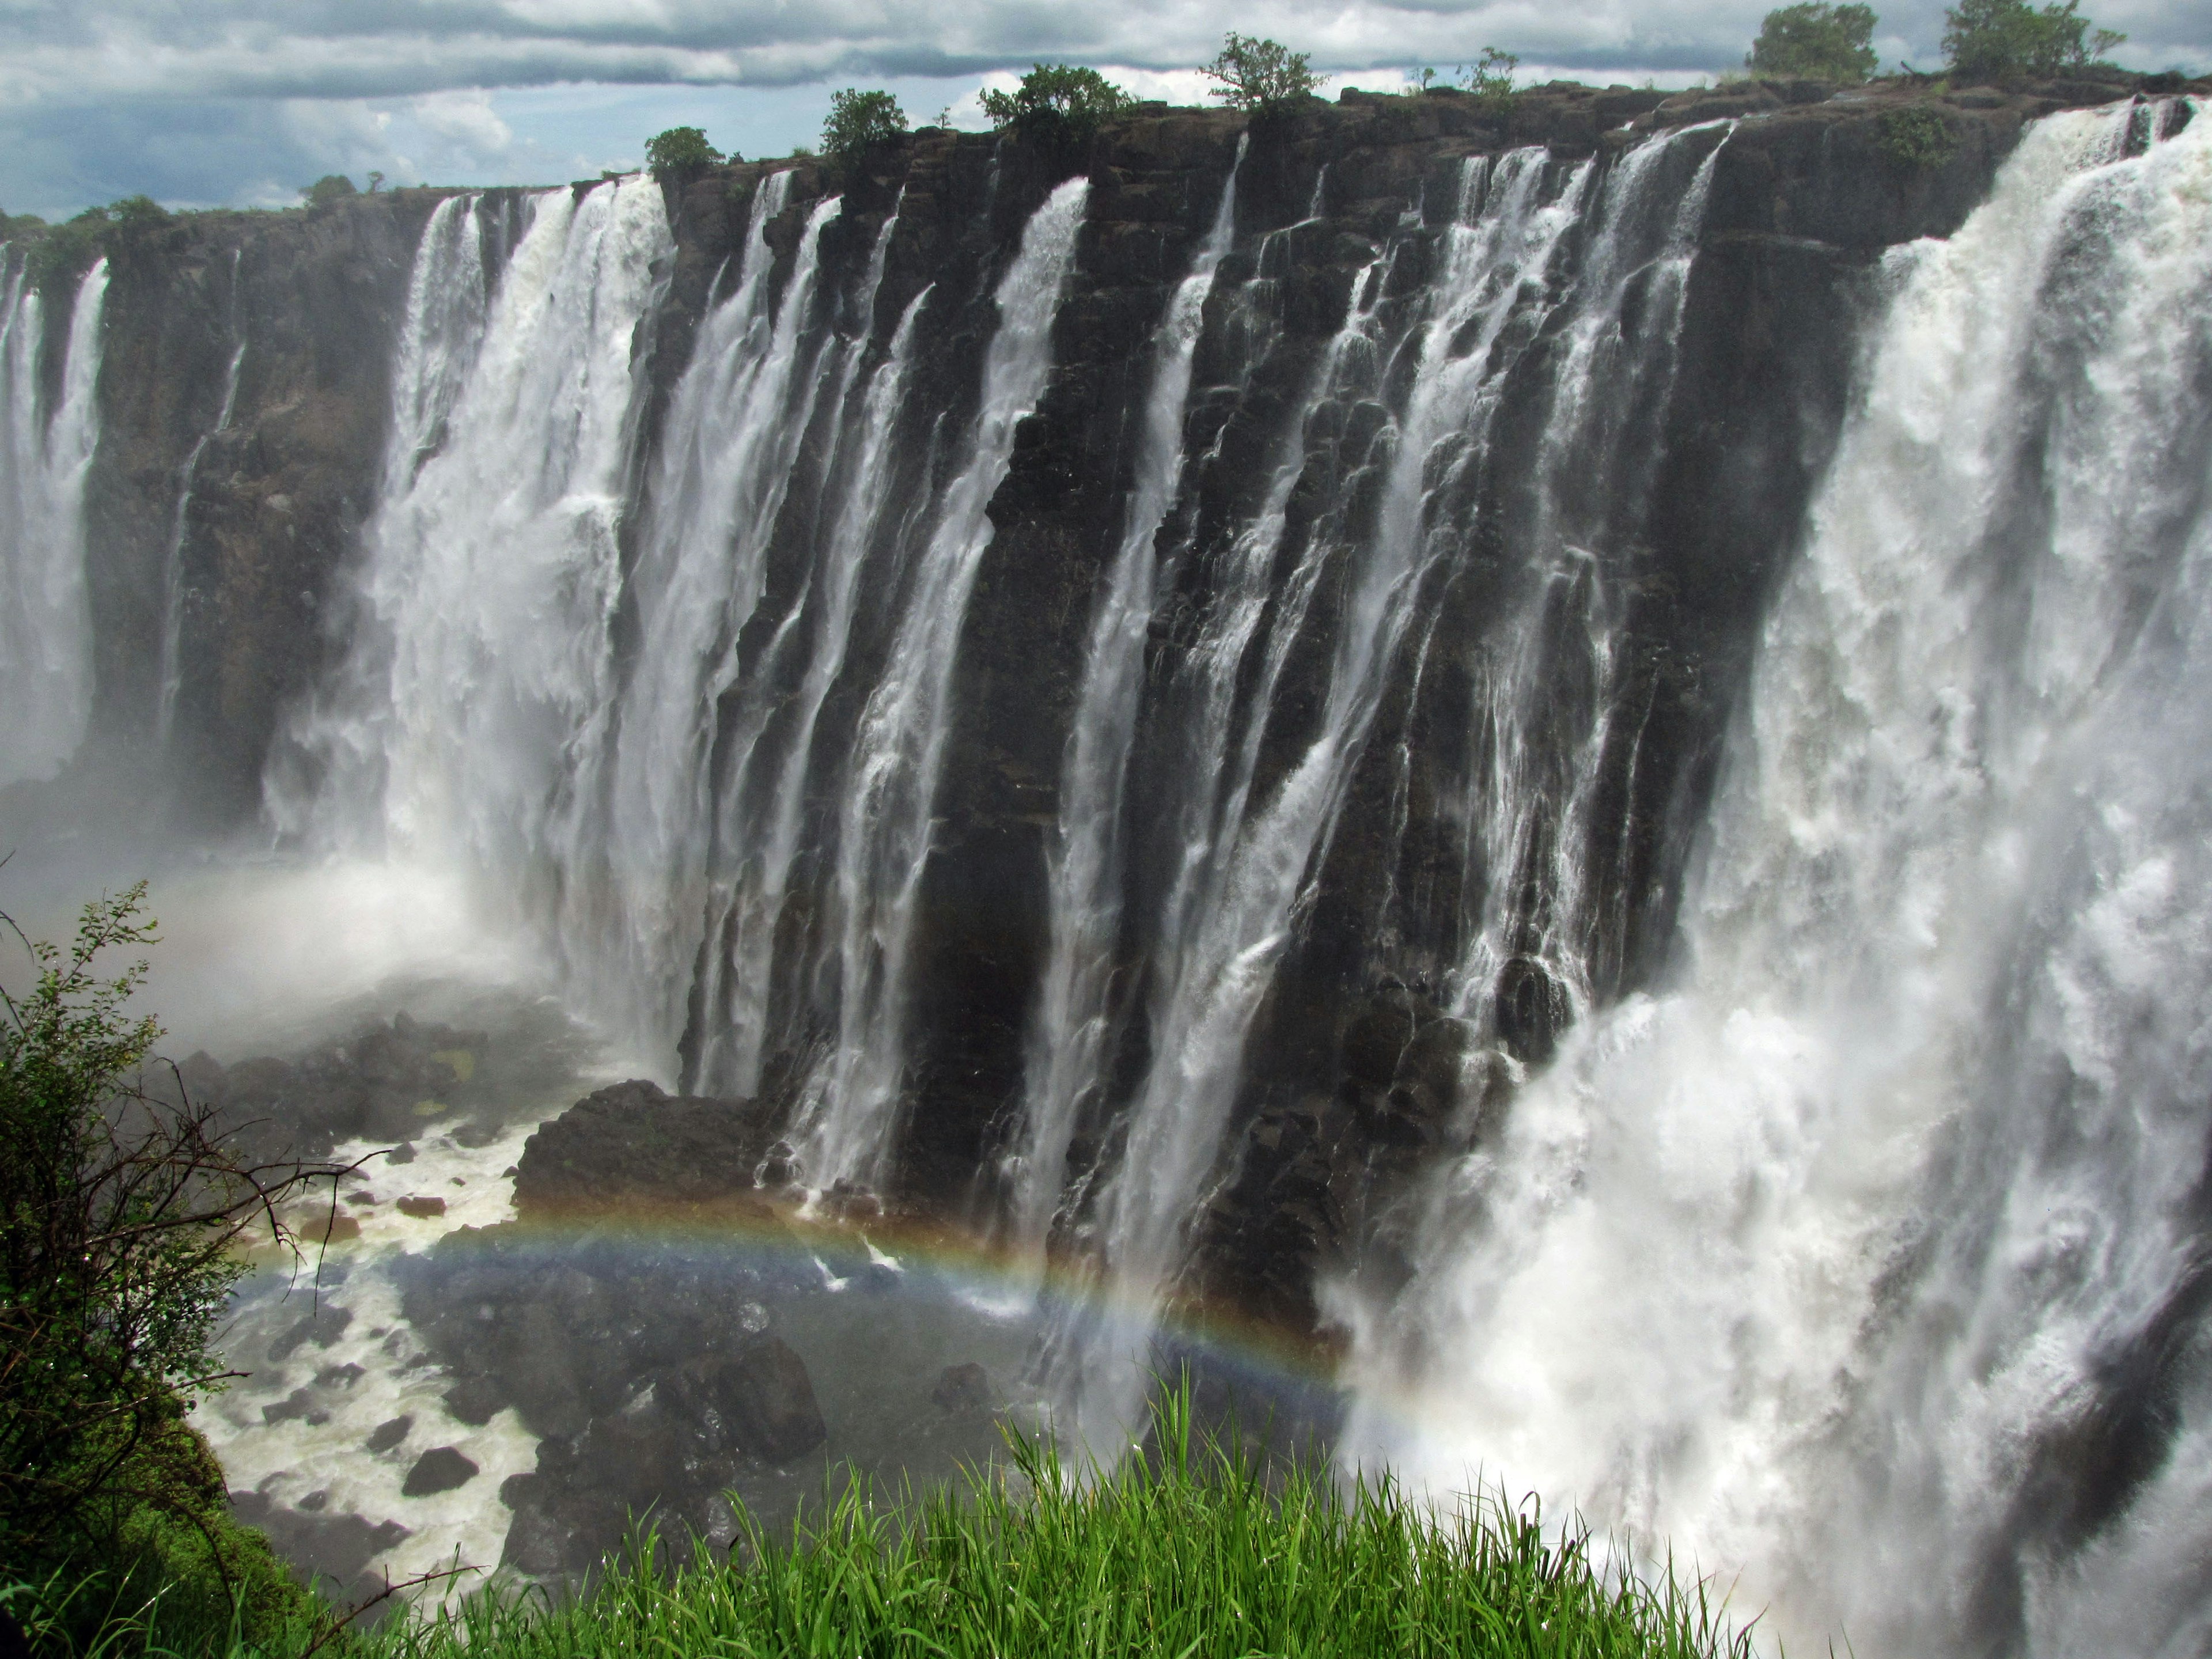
1493, 956, 1569, 1066
443, 1375, 505, 1426
385, 1142, 417, 1165
396, 1194, 447, 1219
261, 1388, 325, 1427
365, 1415, 412, 1453
401, 1446, 479, 1497
664, 1339, 827, 1463
512, 1078, 779, 1219
267, 1304, 351, 1361
931, 1362, 993, 1414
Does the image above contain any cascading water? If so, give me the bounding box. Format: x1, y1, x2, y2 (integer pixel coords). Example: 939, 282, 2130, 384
796, 176, 1090, 1189
155, 251, 245, 744
599, 176, 849, 1058
1039, 125, 1728, 1448
0, 256, 108, 787
1338, 100, 2212, 1658
1014, 139, 1245, 1259
271, 177, 672, 956
691, 274, 929, 1099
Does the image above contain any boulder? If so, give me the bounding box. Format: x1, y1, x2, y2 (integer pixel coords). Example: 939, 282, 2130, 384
512, 1079, 780, 1219
400, 1446, 479, 1497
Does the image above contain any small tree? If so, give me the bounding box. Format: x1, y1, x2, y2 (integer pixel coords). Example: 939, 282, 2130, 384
301, 175, 355, 207
1942, 0, 2124, 76
822, 89, 910, 162
1748, 2, 1881, 80
109, 195, 170, 230
0, 885, 349, 1564
979, 64, 1133, 146
1460, 46, 1520, 108
1205, 33, 1322, 115
645, 125, 724, 183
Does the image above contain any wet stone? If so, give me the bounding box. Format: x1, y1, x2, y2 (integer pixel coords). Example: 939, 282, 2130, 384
401, 1446, 479, 1496
365, 1415, 412, 1453
444, 1375, 505, 1426
931, 1362, 992, 1414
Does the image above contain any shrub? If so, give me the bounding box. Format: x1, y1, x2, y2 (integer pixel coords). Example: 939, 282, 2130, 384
979, 64, 1132, 146
822, 88, 910, 162
1878, 103, 1959, 167
1461, 45, 1520, 109
1748, 2, 1881, 80
1204, 33, 1323, 116
302, 175, 355, 206
110, 195, 171, 231
1942, 0, 2124, 77
5, 1407, 321, 1655
1, 884, 346, 1569
645, 126, 724, 182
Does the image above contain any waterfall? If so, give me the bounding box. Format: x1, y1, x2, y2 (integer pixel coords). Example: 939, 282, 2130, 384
0, 256, 107, 789
272, 179, 671, 963
692, 278, 929, 1099
156, 251, 245, 744
797, 176, 1090, 1190
600, 175, 845, 1061
1044, 125, 1725, 1448
1339, 100, 2212, 1658
1014, 139, 1245, 1259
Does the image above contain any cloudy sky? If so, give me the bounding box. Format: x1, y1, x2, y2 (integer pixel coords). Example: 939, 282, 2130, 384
2, 0, 2200, 219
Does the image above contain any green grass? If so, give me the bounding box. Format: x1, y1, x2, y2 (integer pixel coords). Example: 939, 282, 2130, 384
16, 1389, 1758, 1659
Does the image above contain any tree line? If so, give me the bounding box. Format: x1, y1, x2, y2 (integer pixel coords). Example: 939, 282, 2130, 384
642, 0, 2132, 184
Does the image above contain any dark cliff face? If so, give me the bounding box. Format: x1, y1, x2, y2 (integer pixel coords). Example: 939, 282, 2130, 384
77, 191, 458, 821
69, 71, 2187, 1344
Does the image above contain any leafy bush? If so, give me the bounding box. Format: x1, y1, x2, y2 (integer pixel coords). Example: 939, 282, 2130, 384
1748, 2, 1881, 80
110, 195, 171, 232
1878, 103, 1959, 168
1, 885, 345, 1570
1461, 45, 1521, 109
979, 65, 1132, 146
1942, 0, 2124, 77
5, 1407, 321, 1656
645, 126, 724, 182
821, 89, 910, 163
1204, 33, 1323, 116
301, 175, 355, 206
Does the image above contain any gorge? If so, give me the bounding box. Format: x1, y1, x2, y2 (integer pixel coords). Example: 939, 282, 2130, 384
3, 71, 2210, 1658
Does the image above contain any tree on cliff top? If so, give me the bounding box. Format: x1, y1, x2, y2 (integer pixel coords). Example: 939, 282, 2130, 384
646, 125, 724, 182
1748, 3, 1880, 80
1205, 33, 1323, 115
1942, 0, 2124, 76
979, 65, 1133, 146
0, 884, 349, 1566
301, 174, 355, 206
823, 89, 909, 163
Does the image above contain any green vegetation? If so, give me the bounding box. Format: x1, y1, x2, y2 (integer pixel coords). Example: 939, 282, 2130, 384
979, 65, 1133, 146
1204, 33, 1323, 116
1878, 103, 1960, 167
385, 1388, 1747, 1659
1, 887, 339, 1646
302, 175, 356, 206
1941, 0, 2124, 76
1748, 2, 1881, 81
1464, 46, 1521, 110
821, 89, 910, 163
645, 126, 724, 183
